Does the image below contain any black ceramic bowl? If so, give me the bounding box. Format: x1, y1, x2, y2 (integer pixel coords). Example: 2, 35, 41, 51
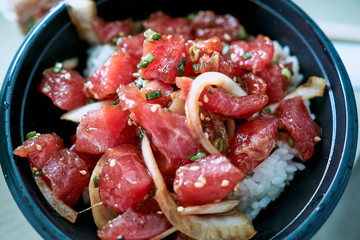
0, 0, 358, 239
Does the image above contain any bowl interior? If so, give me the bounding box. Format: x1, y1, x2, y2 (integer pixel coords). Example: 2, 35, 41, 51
1, 0, 357, 239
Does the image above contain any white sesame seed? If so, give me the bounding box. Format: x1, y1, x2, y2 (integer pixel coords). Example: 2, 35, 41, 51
194, 181, 205, 188
224, 33, 231, 41
221, 179, 230, 187
190, 166, 200, 171
177, 206, 184, 212
203, 94, 209, 103
151, 105, 158, 112
205, 117, 211, 121
157, 211, 163, 215
79, 170, 87, 175
200, 113, 205, 120
199, 176, 206, 184
198, 102, 203, 107
36, 144, 43, 151
109, 160, 116, 167
42, 87, 50, 93
233, 183, 240, 191
127, 118, 133, 126
314, 136, 321, 142
64, 72, 71, 80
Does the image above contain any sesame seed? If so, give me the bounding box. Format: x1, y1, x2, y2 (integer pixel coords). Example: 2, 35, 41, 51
79, 170, 87, 175
314, 136, 321, 142
127, 119, 133, 126
224, 33, 231, 41
109, 160, 116, 167
233, 183, 240, 191
36, 144, 43, 151
177, 206, 184, 212
203, 94, 209, 103
221, 179, 230, 187
194, 181, 205, 188
190, 166, 200, 171
200, 113, 205, 120
199, 176, 206, 184
198, 102, 203, 107
151, 105, 158, 112
64, 72, 71, 80
157, 211, 163, 215
205, 117, 211, 121
42, 87, 50, 93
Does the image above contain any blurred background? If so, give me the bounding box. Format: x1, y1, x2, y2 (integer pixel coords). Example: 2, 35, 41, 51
0, 0, 359, 239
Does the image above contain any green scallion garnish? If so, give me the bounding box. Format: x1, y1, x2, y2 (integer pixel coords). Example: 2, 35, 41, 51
134, 77, 149, 89
212, 138, 224, 153
222, 43, 230, 55
286, 135, 295, 148
189, 45, 200, 62
177, 58, 187, 76
112, 97, 119, 105
205, 87, 213, 94
33, 168, 42, 177
242, 51, 252, 60
53, 62, 63, 73
93, 176, 99, 188
146, 89, 162, 101
238, 28, 248, 39
139, 53, 156, 68
281, 67, 292, 82
26, 131, 38, 140
144, 29, 161, 42
185, 12, 199, 22
117, 236, 125, 240
189, 151, 206, 161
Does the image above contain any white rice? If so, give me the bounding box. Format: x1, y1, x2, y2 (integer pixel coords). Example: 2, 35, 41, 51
83, 43, 117, 78
228, 143, 305, 220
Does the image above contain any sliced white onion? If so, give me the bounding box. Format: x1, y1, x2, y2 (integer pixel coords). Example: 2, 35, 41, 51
64, 0, 100, 45
141, 134, 256, 240
150, 226, 177, 240
63, 57, 79, 69
34, 176, 78, 223
179, 200, 240, 215
185, 72, 246, 154
268, 76, 327, 112
168, 94, 186, 115
89, 155, 118, 229
60, 101, 111, 122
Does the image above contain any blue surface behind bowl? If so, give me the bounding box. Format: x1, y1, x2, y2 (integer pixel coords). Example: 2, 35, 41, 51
0, 0, 357, 239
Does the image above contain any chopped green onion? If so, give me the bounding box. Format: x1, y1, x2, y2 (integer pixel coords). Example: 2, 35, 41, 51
25, 18, 37, 32
238, 29, 248, 39
134, 78, 149, 89
33, 168, 42, 177
146, 89, 162, 100
117, 236, 125, 240
192, 63, 199, 71
177, 58, 187, 76
286, 135, 295, 148
222, 43, 230, 55
112, 37, 119, 45
212, 138, 224, 153
112, 97, 119, 105
262, 107, 271, 114
87, 97, 97, 104
53, 62, 63, 73
26, 131, 38, 140
189, 151, 206, 161
186, 12, 198, 22
144, 29, 161, 42
281, 67, 292, 82
189, 45, 200, 62
139, 53, 156, 68
93, 176, 99, 188
139, 129, 145, 140
205, 87, 213, 94
242, 51, 252, 60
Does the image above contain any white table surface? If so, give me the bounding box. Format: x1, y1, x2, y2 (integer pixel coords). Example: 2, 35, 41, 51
1, 1, 360, 239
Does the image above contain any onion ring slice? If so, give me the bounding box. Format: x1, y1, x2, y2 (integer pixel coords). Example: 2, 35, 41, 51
185, 72, 246, 154
89, 154, 118, 229
179, 200, 240, 215
60, 100, 112, 122
34, 176, 78, 223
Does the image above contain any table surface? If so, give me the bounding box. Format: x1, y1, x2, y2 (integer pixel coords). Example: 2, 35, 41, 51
1, 0, 360, 239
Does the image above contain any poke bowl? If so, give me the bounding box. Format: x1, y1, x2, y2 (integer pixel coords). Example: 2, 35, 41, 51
0, 0, 358, 239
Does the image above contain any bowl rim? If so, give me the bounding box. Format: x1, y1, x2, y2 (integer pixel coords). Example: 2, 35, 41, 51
0, 0, 358, 239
